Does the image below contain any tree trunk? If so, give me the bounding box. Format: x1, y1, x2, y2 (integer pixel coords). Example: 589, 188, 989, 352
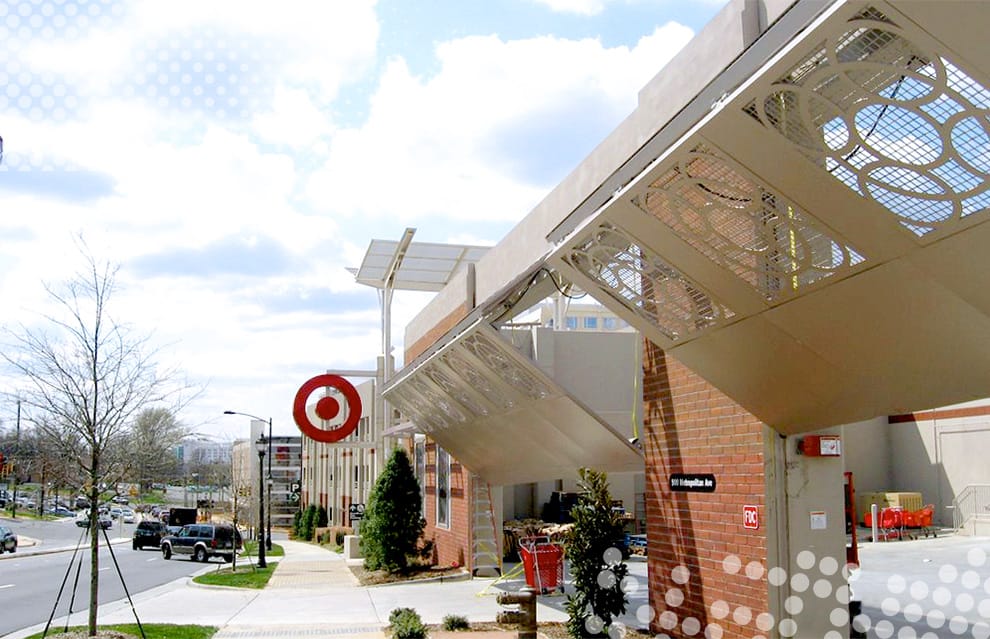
89, 472, 100, 636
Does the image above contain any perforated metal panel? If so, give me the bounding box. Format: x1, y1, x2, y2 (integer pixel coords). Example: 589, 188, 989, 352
461, 332, 554, 401
632, 143, 865, 302
383, 322, 643, 483
743, 5, 990, 238
562, 223, 736, 342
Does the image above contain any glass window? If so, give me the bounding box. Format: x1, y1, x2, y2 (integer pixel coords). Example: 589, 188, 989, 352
565, 316, 578, 330
436, 446, 450, 528
584, 316, 598, 329
415, 439, 426, 515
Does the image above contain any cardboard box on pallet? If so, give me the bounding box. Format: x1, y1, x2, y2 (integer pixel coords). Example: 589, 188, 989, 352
884, 492, 923, 512
856, 491, 891, 524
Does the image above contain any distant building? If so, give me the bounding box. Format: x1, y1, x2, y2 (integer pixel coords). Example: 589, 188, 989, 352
537, 299, 633, 332
231, 421, 302, 534
175, 436, 232, 472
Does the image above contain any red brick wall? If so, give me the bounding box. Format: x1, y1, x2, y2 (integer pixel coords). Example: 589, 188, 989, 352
421, 440, 472, 570
405, 304, 470, 362
643, 340, 768, 638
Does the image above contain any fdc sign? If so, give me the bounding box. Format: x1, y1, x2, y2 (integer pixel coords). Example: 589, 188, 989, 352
743, 505, 759, 530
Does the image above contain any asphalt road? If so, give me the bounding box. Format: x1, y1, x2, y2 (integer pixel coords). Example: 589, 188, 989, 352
0, 516, 213, 636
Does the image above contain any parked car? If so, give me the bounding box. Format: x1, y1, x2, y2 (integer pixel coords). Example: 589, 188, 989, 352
0, 525, 17, 553
132, 520, 167, 550
160, 523, 241, 563
110, 507, 123, 519
112, 495, 130, 504
46, 506, 75, 518
76, 513, 113, 529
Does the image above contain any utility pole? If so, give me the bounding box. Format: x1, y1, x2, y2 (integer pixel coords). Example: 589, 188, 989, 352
10, 400, 20, 517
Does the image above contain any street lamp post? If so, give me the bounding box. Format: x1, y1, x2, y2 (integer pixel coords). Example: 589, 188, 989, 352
224, 411, 273, 550
255, 435, 267, 569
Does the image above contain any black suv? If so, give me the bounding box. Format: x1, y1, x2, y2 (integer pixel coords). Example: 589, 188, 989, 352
160, 523, 241, 563
132, 520, 167, 550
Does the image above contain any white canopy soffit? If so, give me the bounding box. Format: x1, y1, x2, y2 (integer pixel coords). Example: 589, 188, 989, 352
549, 0, 990, 435
353, 238, 490, 293
382, 322, 643, 485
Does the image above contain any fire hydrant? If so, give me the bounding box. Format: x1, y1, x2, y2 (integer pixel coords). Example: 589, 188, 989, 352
496, 586, 537, 639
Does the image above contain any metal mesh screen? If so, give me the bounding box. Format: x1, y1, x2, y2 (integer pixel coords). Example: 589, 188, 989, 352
563, 224, 734, 342
743, 6, 990, 237
461, 333, 553, 401
441, 348, 517, 411
422, 360, 491, 418
632, 144, 865, 301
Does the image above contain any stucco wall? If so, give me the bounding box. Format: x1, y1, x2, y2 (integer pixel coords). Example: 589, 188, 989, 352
840, 417, 893, 498
887, 401, 990, 526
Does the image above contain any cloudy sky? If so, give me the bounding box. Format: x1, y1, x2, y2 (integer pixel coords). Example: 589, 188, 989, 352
0, 0, 727, 440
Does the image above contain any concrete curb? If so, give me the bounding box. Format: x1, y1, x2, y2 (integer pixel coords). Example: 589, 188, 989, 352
0, 536, 131, 560
363, 569, 473, 588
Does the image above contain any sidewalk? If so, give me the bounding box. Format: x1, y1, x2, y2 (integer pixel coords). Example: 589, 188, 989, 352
7, 539, 615, 639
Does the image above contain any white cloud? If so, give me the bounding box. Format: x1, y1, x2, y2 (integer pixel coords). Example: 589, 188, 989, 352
530, 0, 608, 16
17, 0, 379, 104
251, 85, 336, 149
305, 23, 695, 224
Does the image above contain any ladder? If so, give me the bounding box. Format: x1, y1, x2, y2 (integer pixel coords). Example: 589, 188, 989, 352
471, 474, 502, 577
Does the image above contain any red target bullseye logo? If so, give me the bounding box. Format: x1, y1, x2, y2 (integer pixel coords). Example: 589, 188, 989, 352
293, 374, 362, 443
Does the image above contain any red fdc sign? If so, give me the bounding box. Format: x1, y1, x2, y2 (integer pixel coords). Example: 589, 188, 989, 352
743, 505, 759, 530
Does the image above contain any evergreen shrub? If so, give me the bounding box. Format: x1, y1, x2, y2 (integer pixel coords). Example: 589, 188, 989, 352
389, 607, 427, 639
360, 447, 426, 573
564, 468, 628, 637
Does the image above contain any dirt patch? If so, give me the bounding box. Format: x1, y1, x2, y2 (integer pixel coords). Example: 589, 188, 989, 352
348, 562, 467, 586
424, 621, 570, 638
43, 633, 138, 639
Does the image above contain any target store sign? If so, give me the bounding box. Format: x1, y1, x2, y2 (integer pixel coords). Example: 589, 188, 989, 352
743, 505, 760, 530
293, 374, 363, 443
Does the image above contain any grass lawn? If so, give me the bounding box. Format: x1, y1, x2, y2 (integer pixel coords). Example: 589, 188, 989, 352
193, 561, 279, 588
22, 623, 217, 638
241, 541, 284, 557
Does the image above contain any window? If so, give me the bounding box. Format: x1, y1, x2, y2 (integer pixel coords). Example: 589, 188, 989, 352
415, 439, 426, 515
603, 317, 616, 330
565, 316, 578, 330
584, 316, 598, 329
436, 446, 450, 528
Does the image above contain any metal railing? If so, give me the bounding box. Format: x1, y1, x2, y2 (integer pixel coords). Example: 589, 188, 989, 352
951, 484, 990, 531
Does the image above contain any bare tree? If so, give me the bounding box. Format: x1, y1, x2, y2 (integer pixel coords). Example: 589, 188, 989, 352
1, 248, 194, 637
129, 407, 187, 491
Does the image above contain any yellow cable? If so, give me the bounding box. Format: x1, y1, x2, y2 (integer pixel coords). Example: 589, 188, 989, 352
476, 562, 525, 596
632, 353, 640, 441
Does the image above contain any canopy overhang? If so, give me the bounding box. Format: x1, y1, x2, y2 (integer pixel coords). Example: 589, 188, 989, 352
546, 0, 990, 434
382, 322, 643, 485
354, 237, 489, 293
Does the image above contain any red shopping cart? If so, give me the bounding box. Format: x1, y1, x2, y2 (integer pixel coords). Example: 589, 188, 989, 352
518, 536, 565, 594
